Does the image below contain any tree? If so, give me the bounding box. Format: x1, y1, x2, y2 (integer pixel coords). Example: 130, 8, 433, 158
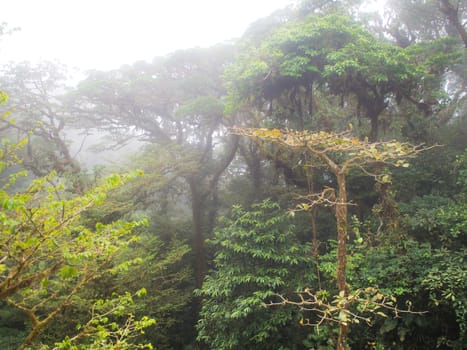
0, 61, 82, 180
372, 0, 466, 140
197, 200, 314, 349
439, 0, 467, 47
380, 0, 467, 47
226, 14, 459, 141
69, 46, 239, 287
342, 161, 467, 349
0, 133, 152, 349
0, 22, 19, 43
233, 127, 428, 350
296, 0, 364, 17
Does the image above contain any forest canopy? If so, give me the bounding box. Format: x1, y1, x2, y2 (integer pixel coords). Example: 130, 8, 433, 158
0, 1, 466, 349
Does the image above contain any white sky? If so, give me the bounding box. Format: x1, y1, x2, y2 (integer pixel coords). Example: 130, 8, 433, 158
0, 0, 293, 71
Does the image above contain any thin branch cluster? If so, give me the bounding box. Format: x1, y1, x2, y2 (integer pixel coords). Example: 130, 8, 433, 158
265, 287, 426, 328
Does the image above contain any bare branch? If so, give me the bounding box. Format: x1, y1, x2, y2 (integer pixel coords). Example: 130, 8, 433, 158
265, 287, 427, 329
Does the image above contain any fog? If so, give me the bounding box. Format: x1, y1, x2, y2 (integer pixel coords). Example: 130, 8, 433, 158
1, 1, 466, 349
1, 0, 293, 71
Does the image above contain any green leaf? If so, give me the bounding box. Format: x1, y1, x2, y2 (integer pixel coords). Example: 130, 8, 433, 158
58, 265, 79, 280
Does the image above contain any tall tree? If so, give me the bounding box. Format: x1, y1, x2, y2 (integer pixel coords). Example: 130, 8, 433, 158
227, 14, 458, 141
69, 46, 238, 287
380, 0, 467, 47
233, 127, 427, 350
0, 62, 81, 179
439, 0, 467, 47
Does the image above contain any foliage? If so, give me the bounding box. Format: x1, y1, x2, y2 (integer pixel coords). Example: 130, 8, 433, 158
113, 229, 195, 350
342, 237, 466, 349
0, 136, 154, 349
225, 15, 365, 114
196, 200, 314, 349
232, 126, 431, 350
43, 148, 198, 349
381, 0, 467, 46
344, 172, 467, 349
70, 45, 240, 287
270, 286, 419, 331
2, 2, 467, 348
0, 62, 81, 179
422, 248, 467, 348
45, 290, 156, 350
225, 14, 459, 141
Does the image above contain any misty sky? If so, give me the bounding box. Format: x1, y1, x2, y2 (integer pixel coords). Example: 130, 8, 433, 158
0, 0, 293, 71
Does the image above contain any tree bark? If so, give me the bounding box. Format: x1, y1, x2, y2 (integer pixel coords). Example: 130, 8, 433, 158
335, 171, 349, 350
188, 178, 207, 288
239, 142, 263, 202
439, 0, 467, 48
369, 114, 379, 142
310, 207, 323, 290
335, 172, 348, 294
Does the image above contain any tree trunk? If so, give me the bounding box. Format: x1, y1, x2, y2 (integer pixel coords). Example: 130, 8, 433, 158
311, 207, 319, 257
335, 171, 349, 350
366, 97, 386, 142
239, 141, 263, 202
188, 179, 206, 288
369, 114, 379, 142
439, 0, 467, 48
310, 207, 322, 290
335, 172, 349, 293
